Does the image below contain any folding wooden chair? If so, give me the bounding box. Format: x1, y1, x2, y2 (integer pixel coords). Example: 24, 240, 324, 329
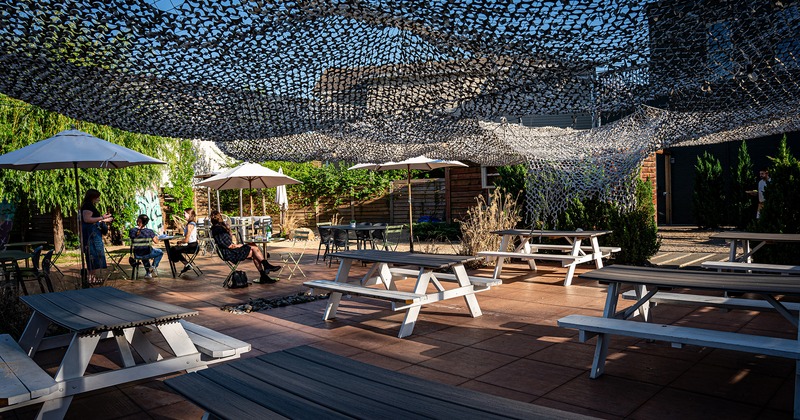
182, 243, 204, 276
104, 244, 129, 281
278, 230, 309, 280
215, 244, 241, 288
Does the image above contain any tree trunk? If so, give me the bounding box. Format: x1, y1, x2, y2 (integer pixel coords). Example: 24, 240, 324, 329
52, 205, 64, 251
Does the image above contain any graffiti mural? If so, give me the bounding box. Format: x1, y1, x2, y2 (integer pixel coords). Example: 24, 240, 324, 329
135, 189, 163, 232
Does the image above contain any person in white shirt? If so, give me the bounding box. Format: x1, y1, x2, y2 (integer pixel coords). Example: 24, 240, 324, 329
169, 208, 199, 275
748, 169, 770, 219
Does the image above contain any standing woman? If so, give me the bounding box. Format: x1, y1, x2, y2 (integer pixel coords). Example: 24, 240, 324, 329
81, 189, 113, 284
170, 208, 199, 275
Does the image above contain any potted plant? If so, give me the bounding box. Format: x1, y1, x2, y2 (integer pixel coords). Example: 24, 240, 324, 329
349, 219, 357, 228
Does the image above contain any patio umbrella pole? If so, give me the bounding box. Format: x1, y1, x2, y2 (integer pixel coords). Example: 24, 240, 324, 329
216, 190, 221, 213
407, 166, 414, 252
74, 162, 87, 285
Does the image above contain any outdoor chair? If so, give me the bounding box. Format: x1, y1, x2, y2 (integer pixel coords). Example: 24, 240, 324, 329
355, 222, 375, 250
181, 242, 204, 277
371, 222, 388, 244
328, 228, 351, 267
278, 230, 310, 280
39, 249, 55, 293
104, 243, 129, 281
128, 238, 157, 280
197, 225, 216, 256
50, 238, 65, 276
214, 242, 242, 288
316, 225, 334, 264
17, 246, 48, 294
382, 225, 406, 251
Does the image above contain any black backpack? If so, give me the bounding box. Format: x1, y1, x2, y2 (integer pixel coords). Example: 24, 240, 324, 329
229, 270, 249, 288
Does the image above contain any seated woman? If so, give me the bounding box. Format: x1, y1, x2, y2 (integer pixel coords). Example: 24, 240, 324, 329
169, 208, 199, 275
209, 210, 280, 283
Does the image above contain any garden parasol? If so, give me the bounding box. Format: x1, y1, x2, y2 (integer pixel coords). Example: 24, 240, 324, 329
275, 167, 289, 225
349, 155, 467, 252
197, 162, 300, 226
0, 128, 166, 284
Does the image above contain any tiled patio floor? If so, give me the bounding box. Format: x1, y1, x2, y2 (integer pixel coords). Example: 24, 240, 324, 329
2, 247, 795, 419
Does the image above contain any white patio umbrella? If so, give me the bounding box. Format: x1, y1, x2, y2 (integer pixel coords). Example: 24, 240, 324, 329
275, 167, 289, 225
197, 162, 301, 219
349, 155, 467, 252
0, 128, 166, 283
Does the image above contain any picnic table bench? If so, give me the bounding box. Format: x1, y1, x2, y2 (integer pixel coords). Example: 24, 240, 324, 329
304, 250, 493, 338
0, 287, 249, 419
557, 265, 800, 418
701, 260, 800, 275
478, 229, 617, 286
165, 345, 595, 420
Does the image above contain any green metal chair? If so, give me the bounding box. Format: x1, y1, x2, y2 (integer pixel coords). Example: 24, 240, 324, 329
381, 225, 406, 251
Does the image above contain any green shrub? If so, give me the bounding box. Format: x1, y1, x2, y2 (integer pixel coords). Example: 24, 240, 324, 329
753, 136, 800, 264
692, 151, 725, 229
730, 141, 756, 229
608, 178, 661, 265
557, 176, 660, 265
413, 222, 461, 242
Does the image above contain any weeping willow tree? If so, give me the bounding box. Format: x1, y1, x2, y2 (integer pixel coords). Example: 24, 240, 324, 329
0, 94, 194, 250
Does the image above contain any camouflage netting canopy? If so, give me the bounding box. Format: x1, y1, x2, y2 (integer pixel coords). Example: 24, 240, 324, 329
1, 0, 799, 222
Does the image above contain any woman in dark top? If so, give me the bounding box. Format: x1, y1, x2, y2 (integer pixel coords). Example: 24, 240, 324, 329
81, 188, 113, 284
209, 210, 280, 283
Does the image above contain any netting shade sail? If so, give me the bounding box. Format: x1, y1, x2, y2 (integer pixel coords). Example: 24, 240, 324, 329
1, 0, 798, 222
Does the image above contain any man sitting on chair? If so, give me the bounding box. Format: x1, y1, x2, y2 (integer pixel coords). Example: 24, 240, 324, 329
129, 214, 163, 280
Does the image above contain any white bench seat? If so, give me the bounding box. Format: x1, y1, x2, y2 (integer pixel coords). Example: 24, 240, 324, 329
477, 251, 589, 265
304, 280, 426, 304
701, 261, 800, 274
0, 334, 58, 407
558, 314, 800, 359
621, 290, 800, 312
528, 244, 621, 254
388, 267, 502, 289
180, 320, 251, 359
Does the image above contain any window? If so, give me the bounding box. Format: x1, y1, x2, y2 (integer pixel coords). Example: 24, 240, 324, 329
481, 166, 500, 189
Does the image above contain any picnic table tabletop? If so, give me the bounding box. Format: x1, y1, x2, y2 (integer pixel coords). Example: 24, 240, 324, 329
491, 229, 613, 238
21, 287, 198, 334
711, 231, 800, 242
327, 249, 483, 269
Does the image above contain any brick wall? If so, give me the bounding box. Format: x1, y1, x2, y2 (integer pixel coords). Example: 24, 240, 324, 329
640, 153, 658, 219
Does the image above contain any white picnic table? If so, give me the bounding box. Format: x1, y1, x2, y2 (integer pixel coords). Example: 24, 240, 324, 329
478, 229, 618, 286
0, 287, 249, 419
702, 231, 800, 274
305, 250, 498, 338
559, 265, 800, 419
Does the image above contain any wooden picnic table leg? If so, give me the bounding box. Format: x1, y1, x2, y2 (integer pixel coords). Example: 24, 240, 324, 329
323, 258, 353, 320
397, 271, 432, 338
490, 235, 511, 279
728, 239, 738, 262
522, 241, 537, 270
563, 239, 582, 286
18, 311, 51, 357
590, 281, 619, 379
38, 333, 101, 418
453, 264, 482, 318
743, 240, 752, 263
590, 237, 604, 269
